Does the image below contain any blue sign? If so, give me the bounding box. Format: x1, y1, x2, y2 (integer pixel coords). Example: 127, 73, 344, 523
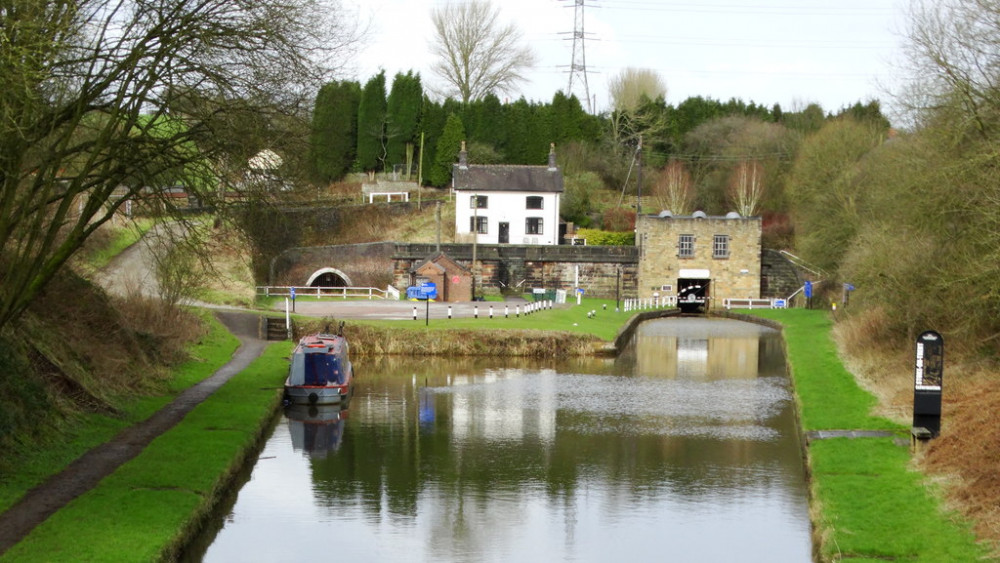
407, 282, 438, 300
290, 287, 296, 300
421, 282, 438, 299
844, 283, 855, 291
804, 281, 813, 299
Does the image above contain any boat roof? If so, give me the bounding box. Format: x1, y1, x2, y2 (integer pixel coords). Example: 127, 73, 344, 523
296, 333, 347, 354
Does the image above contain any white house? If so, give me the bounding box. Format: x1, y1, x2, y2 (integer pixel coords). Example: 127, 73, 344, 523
452, 142, 564, 245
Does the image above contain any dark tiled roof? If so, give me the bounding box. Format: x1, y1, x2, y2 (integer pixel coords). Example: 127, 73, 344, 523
453, 164, 563, 193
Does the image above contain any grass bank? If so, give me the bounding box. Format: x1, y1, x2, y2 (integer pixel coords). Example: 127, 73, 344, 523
3, 307, 990, 562
747, 309, 988, 562
296, 297, 654, 351
0, 311, 239, 515
0, 342, 287, 562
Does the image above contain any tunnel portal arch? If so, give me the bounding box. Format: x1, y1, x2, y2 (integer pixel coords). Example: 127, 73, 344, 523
306, 268, 352, 288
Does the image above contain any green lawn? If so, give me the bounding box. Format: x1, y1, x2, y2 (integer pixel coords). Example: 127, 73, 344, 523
338, 298, 653, 343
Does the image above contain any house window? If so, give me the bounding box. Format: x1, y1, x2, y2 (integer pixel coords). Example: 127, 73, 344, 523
526, 196, 543, 210
470, 195, 488, 209
679, 234, 694, 257
713, 234, 730, 258
469, 216, 488, 234
526, 217, 543, 235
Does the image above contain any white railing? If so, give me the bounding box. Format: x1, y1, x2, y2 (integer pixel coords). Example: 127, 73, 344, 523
723, 298, 788, 309
622, 295, 677, 313
367, 191, 409, 203
256, 286, 395, 300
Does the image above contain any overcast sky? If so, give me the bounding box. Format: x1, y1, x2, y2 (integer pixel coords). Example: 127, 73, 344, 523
343, 0, 911, 117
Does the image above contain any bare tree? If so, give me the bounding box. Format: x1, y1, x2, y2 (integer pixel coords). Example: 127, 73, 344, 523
651, 160, 694, 215
0, 0, 358, 332
429, 0, 536, 103
728, 159, 765, 217
608, 67, 667, 112
607, 68, 669, 152
901, 0, 1000, 134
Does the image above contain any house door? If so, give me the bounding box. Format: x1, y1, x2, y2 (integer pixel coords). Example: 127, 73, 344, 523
498, 222, 509, 244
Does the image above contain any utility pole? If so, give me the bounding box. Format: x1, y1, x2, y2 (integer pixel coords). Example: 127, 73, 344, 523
636, 135, 643, 215
472, 193, 478, 300
417, 131, 425, 210
561, 0, 594, 113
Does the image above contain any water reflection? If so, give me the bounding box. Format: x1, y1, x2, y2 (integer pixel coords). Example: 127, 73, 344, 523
193, 318, 811, 563
284, 404, 348, 459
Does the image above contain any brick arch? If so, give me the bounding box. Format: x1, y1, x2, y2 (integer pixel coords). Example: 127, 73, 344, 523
305, 267, 353, 287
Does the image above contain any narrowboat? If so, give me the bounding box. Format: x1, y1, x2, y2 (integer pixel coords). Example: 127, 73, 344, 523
284, 330, 354, 405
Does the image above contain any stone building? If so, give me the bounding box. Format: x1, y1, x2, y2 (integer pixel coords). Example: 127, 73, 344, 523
636, 212, 762, 307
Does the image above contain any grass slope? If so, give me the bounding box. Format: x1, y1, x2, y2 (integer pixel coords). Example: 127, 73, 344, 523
748, 308, 987, 562
0, 342, 287, 562
0, 312, 239, 515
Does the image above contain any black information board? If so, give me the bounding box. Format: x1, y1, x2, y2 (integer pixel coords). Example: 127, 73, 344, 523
912, 330, 944, 437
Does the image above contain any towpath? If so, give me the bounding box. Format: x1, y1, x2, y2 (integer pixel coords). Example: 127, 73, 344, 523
0, 311, 266, 555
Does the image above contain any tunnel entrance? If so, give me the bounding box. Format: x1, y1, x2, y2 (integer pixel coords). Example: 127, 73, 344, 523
306, 268, 351, 288
677, 278, 710, 314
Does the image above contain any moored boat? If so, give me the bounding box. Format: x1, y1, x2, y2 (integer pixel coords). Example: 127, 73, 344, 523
284, 328, 354, 405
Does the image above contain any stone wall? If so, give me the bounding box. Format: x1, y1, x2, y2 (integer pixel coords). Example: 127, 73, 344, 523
392, 243, 639, 299
636, 215, 762, 302
760, 249, 802, 299
271, 235, 800, 304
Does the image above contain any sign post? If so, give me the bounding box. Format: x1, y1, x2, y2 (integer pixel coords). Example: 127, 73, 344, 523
290, 286, 296, 313
420, 282, 437, 326
912, 330, 944, 437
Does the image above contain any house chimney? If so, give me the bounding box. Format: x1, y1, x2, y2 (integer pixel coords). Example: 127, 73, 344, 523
548, 143, 557, 171
459, 140, 468, 170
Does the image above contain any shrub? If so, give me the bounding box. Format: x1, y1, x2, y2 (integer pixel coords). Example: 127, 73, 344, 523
575, 228, 635, 246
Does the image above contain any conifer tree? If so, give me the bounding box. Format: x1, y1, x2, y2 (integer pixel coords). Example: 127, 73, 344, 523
429, 113, 465, 187
309, 80, 361, 184
418, 97, 447, 185
385, 71, 424, 178
357, 71, 388, 176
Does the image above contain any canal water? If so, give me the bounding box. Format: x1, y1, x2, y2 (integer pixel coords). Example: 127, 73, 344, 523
185, 318, 812, 562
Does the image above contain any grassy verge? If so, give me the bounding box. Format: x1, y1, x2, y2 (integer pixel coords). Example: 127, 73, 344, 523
0, 312, 239, 514
0, 342, 287, 563
331, 298, 644, 343
746, 308, 987, 562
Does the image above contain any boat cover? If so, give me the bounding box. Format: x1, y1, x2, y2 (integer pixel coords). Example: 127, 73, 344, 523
288, 345, 346, 386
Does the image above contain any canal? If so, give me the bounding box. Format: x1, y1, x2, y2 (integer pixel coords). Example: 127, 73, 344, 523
185, 317, 812, 562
